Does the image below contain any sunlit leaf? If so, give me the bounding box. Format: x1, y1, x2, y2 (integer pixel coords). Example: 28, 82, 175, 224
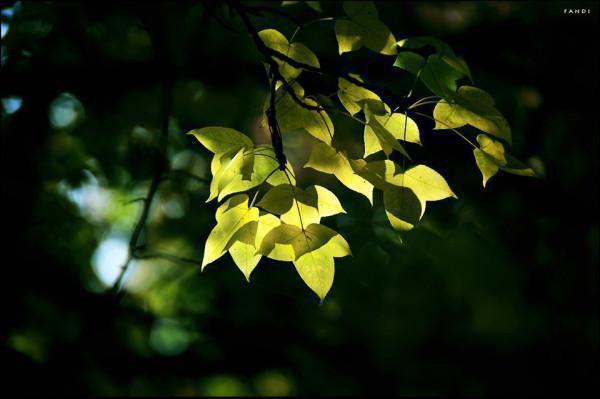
433, 85, 512, 144
393, 53, 463, 100
338, 76, 382, 115
304, 142, 374, 203
275, 83, 334, 144
258, 29, 320, 81
383, 186, 422, 231
257, 184, 345, 228
364, 112, 421, 157
227, 212, 281, 281
473, 134, 537, 187
189, 127, 253, 154
364, 103, 411, 159
335, 1, 397, 55
202, 194, 259, 269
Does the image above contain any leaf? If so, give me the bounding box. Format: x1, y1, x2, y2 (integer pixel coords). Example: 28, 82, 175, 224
337, 76, 382, 115
189, 127, 253, 154
473, 134, 537, 187
393, 53, 463, 100
275, 83, 334, 144
335, 1, 397, 55
363, 104, 412, 159
293, 231, 350, 301
304, 142, 374, 204
216, 146, 295, 201
364, 112, 421, 157
305, 1, 322, 12
256, 184, 345, 228
202, 194, 259, 269
227, 213, 281, 281
396, 36, 473, 81
258, 29, 320, 81
433, 85, 512, 144
383, 186, 422, 231
355, 160, 456, 218
207, 146, 295, 202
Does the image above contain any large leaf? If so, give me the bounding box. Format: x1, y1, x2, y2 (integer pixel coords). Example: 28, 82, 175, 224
335, 1, 397, 55
304, 142, 374, 203
364, 112, 421, 157
257, 184, 345, 227
337, 76, 382, 115
433, 86, 512, 144
275, 83, 334, 144
258, 29, 320, 81
202, 194, 259, 268
189, 127, 253, 154
473, 134, 537, 187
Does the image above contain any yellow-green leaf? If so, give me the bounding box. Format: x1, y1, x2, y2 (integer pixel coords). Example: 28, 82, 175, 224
433, 86, 512, 144
258, 29, 320, 81
335, 1, 397, 55
189, 127, 253, 154
383, 186, 422, 231
275, 83, 334, 144
202, 194, 259, 269
363, 112, 421, 157
304, 143, 374, 204
338, 76, 382, 115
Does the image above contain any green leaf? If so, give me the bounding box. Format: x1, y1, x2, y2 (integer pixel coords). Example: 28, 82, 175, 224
337, 76, 382, 116
433, 85, 512, 144
335, 1, 397, 55
275, 83, 334, 144
207, 146, 295, 202
304, 142, 374, 204
258, 29, 320, 81
363, 104, 412, 159
202, 194, 259, 269
396, 36, 473, 81
227, 212, 281, 281
473, 134, 537, 187
364, 112, 421, 157
383, 186, 422, 231
393, 53, 463, 100
189, 127, 253, 154
256, 184, 345, 228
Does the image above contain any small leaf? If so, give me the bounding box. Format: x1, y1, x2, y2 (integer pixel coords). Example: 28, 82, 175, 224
304, 143, 374, 203
258, 29, 320, 81
364, 112, 421, 157
337, 76, 382, 115
202, 194, 259, 268
275, 83, 334, 144
433, 86, 512, 144
393, 53, 463, 100
189, 127, 253, 154
335, 1, 397, 55
363, 104, 412, 159
383, 186, 422, 231
473, 134, 537, 187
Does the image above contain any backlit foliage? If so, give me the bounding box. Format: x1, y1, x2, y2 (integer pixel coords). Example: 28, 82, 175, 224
189, 1, 539, 301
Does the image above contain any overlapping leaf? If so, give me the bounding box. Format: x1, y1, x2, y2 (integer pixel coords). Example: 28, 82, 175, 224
258, 222, 351, 301
257, 183, 345, 227
258, 28, 320, 81
335, 1, 397, 55
304, 142, 374, 203
364, 111, 421, 158
202, 194, 259, 268
275, 83, 334, 144
433, 85, 512, 144
473, 134, 538, 187
337, 76, 382, 115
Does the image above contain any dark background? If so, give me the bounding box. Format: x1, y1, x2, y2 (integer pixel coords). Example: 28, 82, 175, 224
2, 1, 598, 396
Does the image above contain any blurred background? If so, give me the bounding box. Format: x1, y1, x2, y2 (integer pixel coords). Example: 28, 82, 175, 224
2, 1, 598, 396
